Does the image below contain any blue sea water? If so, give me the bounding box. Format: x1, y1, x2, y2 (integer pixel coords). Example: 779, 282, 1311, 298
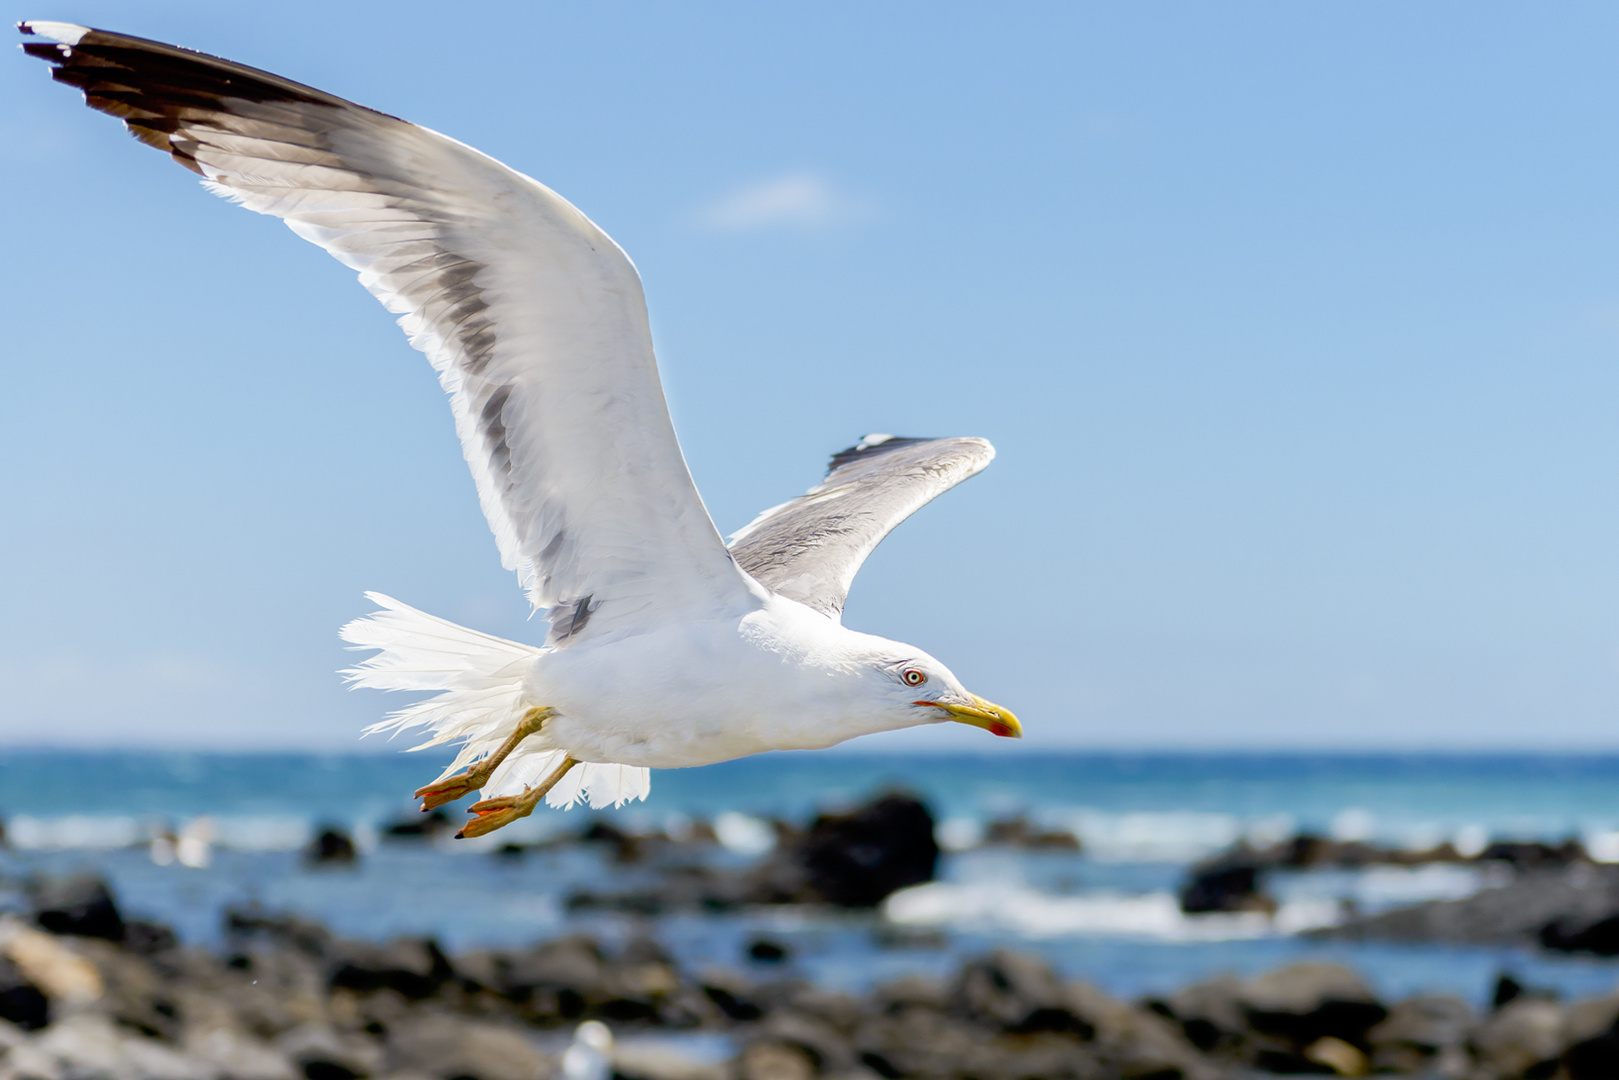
3, 750, 1619, 1008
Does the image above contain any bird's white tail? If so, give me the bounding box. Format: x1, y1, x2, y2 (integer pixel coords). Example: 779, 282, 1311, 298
339, 592, 650, 809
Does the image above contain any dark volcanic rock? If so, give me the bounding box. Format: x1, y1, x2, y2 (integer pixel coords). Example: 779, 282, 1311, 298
1541, 910, 1619, 955
1315, 863, 1619, 946
793, 792, 939, 907
568, 791, 941, 913
954, 950, 1092, 1037
1178, 850, 1276, 915
0, 956, 48, 1031
304, 825, 359, 866
385, 1012, 552, 1080
981, 815, 1082, 850
329, 937, 454, 999
225, 906, 335, 957
1478, 838, 1588, 870
383, 807, 454, 840
122, 918, 178, 956
747, 937, 790, 964
31, 874, 125, 942
1366, 994, 1473, 1075
1240, 962, 1387, 1045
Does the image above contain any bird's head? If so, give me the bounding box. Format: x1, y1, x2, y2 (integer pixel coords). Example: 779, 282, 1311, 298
857, 645, 1021, 739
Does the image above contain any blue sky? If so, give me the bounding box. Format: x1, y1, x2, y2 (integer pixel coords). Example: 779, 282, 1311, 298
4, 2, 1619, 749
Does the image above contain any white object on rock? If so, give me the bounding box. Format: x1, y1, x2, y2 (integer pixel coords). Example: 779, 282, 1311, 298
560, 1020, 613, 1080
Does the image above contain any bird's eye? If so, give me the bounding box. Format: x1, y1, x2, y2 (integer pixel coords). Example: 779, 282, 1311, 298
902, 668, 927, 686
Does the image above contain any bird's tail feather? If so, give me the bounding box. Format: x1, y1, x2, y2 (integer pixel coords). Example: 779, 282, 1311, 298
339, 592, 650, 809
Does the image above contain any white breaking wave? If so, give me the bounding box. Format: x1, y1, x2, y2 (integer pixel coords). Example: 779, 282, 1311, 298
6, 815, 311, 852
1058, 811, 1244, 862
883, 882, 1340, 941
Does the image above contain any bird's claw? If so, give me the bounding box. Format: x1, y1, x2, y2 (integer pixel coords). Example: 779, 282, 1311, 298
414, 771, 486, 812
456, 791, 532, 839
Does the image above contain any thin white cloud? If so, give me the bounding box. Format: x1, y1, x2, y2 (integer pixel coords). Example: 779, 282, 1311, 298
693, 173, 864, 232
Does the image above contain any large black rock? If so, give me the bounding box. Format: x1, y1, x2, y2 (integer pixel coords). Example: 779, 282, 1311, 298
304, 826, 358, 866
0, 957, 47, 1031
329, 937, 455, 999
1541, 912, 1619, 956
795, 792, 939, 907
31, 874, 125, 942
1179, 855, 1274, 915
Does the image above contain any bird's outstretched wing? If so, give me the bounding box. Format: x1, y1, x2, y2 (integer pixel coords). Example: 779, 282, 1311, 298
729, 435, 995, 618
21, 21, 756, 644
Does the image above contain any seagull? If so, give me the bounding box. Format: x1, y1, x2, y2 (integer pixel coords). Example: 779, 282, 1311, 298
21, 21, 1021, 836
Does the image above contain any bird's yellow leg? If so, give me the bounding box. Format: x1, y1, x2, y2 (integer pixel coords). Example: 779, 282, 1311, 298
457, 756, 581, 839
413, 706, 557, 812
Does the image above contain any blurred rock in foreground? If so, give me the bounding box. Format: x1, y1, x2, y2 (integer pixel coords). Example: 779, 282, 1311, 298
5, 873, 1619, 1077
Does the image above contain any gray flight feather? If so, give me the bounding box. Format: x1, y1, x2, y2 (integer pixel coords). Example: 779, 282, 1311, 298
728, 435, 996, 618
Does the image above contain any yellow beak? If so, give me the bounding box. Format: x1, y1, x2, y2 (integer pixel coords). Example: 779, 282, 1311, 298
919, 694, 1022, 738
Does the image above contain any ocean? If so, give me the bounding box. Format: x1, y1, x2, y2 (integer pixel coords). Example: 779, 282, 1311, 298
3, 749, 1619, 1008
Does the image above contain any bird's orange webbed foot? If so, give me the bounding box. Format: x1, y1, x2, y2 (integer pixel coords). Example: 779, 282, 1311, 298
414, 771, 486, 813
454, 755, 580, 839
457, 792, 532, 838
412, 705, 556, 812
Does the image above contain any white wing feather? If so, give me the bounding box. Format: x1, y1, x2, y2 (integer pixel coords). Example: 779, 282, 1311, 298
25, 23, 758, 646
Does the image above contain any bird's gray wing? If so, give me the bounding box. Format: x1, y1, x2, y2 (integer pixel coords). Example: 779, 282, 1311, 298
21, 22, 760, 646
728, 435, 995, 619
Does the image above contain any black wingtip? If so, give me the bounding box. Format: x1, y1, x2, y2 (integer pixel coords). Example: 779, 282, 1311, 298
827, 434, 931, 475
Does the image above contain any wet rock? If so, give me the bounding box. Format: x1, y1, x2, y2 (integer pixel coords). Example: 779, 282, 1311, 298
1477, 838, 1587, 870
181, 1019, 300, 1080
1302, 1034, 1367, 1075
68, 936, 185, 1041
856, 1003, 1098, 1080
225, 907, 336, 959
496, 935, 675, 1023
383, 808, 454, 841
1540, 910, 1619, 956
698, 969, 765, 1022
304, 827, 358, 866
31, 875, 125, 943
1314, 863, 1619, 946
747, 938, 789, 964
578, 819, 647, 863
1471, 996, 1564, 1079
1366, 994, 1473, 1074
748, 1009, 857, 1075
1178, 851, 1275, 915
275, 1021, 385, 1079
1239, 962, 1387, 1053
953, 950, 1091, 1036
734, 1040, 816, 1080
385, 1012, 553, 1080
1558, 991, 1619, 1080
1149, 973, 1249, 1057
31, 1010, 214, 1079
0, 917, 103, 1010
1565, 1022, 1619, 1080
980, 815, 1082, 851
329, 938, 454, 1000
0, 955, 48, 1031
1068, 980, 1216, 1079
792, 793, 939, 908
124, 918, 179, 957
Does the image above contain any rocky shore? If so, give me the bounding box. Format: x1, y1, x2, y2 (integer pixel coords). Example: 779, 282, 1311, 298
0, 873, 1616, 1079
1178, 832, 1619, 960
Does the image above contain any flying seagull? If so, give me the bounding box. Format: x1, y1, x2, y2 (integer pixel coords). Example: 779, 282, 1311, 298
21, 21, 1020, 835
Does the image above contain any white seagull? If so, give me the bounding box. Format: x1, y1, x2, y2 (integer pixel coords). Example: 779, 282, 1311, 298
22, 22, 1020, 836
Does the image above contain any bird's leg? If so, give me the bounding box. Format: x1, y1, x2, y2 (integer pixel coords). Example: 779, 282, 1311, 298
457, 756, 581, 839
414, 706, 557, 812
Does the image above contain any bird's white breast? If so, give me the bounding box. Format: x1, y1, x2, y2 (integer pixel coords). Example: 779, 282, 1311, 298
524, 597, 912, 769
